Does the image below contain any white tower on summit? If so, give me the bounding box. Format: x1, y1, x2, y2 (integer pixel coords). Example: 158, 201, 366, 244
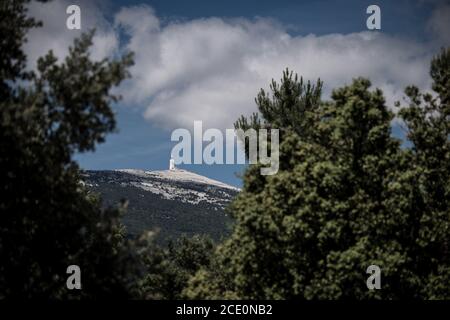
169, 158, 175, 170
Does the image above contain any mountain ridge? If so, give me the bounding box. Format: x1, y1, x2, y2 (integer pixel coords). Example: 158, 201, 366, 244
83, 168, 238, 243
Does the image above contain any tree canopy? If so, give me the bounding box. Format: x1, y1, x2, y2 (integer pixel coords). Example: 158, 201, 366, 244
0, 0, 149, 298
186, 49, 450, 300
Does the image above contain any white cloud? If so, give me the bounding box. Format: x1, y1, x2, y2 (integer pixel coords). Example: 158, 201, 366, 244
24, 3, 442, 130
24, 0, 118, 69
114, 5, 435, 129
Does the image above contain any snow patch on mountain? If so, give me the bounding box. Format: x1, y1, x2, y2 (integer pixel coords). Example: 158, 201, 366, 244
131, 180, 212, 205
83, 168, 239, 207
117, 168, 240, 191
82, 169, 237, 241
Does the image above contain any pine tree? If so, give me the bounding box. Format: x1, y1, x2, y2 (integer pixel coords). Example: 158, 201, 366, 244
186, 50, 450, 299
0, 0, 149, 298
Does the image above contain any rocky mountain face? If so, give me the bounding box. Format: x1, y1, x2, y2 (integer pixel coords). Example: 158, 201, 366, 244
82, 169, 239, 244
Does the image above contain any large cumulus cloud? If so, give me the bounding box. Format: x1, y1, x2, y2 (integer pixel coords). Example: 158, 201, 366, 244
115, 5, 438, 129
24, 1, 450, 130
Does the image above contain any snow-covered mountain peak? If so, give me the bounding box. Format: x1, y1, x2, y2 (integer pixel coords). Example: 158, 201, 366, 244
116, 168, 240, 191
83, 169, 238, 241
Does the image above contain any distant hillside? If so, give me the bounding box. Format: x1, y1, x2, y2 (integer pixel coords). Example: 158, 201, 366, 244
82, 169, 239, 244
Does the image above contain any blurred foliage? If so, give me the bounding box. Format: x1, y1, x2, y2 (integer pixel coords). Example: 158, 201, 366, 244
0, 0, 154, 298
187, 49, 450, 299
140, 235, 214, 299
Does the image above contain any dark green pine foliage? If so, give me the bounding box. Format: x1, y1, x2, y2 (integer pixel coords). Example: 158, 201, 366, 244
141, 235, 215, 299
186, 50, 450, 299
397, 48, 450, 299
0, 0, 149, 298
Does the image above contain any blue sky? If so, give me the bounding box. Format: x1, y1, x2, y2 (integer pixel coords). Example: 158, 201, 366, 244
26, 0, 449, 187
101, 0, 434, 39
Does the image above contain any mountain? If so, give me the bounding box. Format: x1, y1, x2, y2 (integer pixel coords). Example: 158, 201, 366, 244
82, 168, 239, 244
